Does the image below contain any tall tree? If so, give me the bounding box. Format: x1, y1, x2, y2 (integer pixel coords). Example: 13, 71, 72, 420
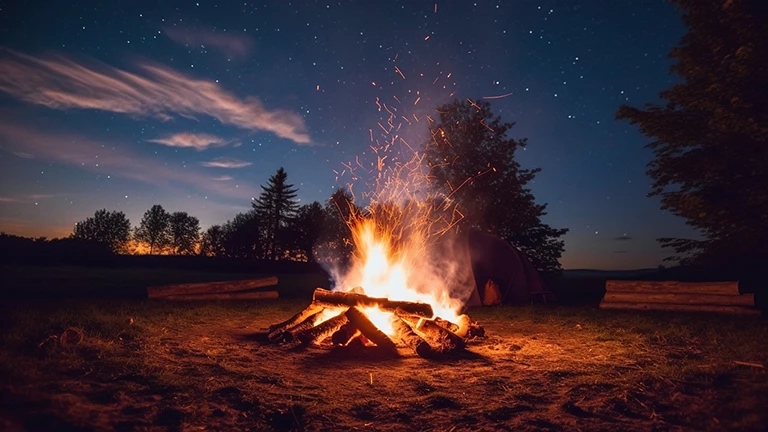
72, 209, 131, 253
315, 188, 361, 267
134, 204, 171, 254
425, 99, 568, 273
252, 167, 300, 260
288, 201, 327, 261
200, 225, 226, 257
221, 211, 262, 259
169, 212, 201, 255
616, 0, 768, 269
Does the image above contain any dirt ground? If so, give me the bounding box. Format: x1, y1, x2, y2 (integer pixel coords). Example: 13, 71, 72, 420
1, 300, 766, 431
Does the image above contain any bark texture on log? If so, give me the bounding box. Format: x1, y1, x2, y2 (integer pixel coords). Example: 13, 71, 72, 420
434, 317, 459, 333
416, 319, 466, 353
268, 303, 325, 333
280, 311, 323, 343
148, 276, 278, 298
603, 292, 754, 307
296, 313, 349, 346
605, 280, 740, 296
600, 302, 760, 315
453, 314, 472, 338
313, 288, 433, 317
159, 290, 278, 301
390, 315, 432, 358
345, 307, 398, 353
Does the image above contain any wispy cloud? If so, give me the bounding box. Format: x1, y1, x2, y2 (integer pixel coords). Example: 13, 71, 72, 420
212, 175, 234, 181
147, 132, 229, 150
0, 48, 311, 144
164, 26, 253, 58
0, 197, 20, 203
13, 151, 33, 159
0, 120, 258, 198
202, 157, 252, 169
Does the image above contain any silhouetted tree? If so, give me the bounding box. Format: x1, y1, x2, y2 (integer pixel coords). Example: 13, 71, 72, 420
616, 0, 768, 269
314, 188, 359, 266
134, 204, 171, 254
169, 212, 200, 255
221, 211, 262, 259
425, 99, 568, 273
72, 209, 131, 253
288, 201, 326, 261
200, 225, 226, 257
253, 167, 299, 260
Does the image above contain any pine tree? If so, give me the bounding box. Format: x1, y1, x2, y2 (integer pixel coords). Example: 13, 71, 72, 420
425, 99, 568, 273
252, 167, 299, 260
616, 0, 768, 270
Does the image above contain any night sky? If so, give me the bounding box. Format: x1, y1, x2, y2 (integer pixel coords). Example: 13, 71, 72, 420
0, 0, 698, 270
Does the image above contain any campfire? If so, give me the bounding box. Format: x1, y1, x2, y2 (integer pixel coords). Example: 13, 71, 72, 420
263, 218, 485, 358
263, 287, 483, 358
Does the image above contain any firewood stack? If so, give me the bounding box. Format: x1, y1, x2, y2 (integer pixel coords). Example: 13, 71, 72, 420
263, 288, 484, 358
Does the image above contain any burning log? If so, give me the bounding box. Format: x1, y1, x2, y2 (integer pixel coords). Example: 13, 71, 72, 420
434, 317, 460, 333
416, 319, 466, 353
389, 315, 432, 358
268, 303, 325, 333
313, 288, 433, 317
275, 311, 322, 343
296, 313, 349, 346
331, 323, 360, 346
345, 307, 398, 353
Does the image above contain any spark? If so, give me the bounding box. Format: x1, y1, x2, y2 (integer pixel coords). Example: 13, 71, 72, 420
393, 95, 401, 103
414, 96, 421, 105
466, 98, 482, 111
482, 92, 514, 100
424, 35, 430, 41
394, 65, 406, 80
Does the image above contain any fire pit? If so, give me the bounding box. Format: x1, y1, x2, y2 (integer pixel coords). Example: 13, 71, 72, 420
263, 287, 484, 358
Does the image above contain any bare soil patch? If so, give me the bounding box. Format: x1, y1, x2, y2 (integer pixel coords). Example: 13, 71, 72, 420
1, 300, 766, 431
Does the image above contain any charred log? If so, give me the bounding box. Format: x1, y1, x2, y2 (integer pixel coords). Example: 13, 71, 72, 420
331, 322, 360, 346
434, 317, 459, 333
313, 288, 433, 317
280, 311, 324, 343
389, 315, 432, 358
296, 313, 349, 346
344, 307, 398, 353
416, 319, 466, 353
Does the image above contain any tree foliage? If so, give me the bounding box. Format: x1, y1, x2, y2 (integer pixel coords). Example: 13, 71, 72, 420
425, 99, 568, 273
288, 201, 327, 261
221, 211, 262, 259
200, 225, 226, 257
313, 188, 359, 267
616, 0, 768, 268
134, 204, 171, 254
253, 167, 299, 260
169, 211, 200, 255
72, 209, 131, 253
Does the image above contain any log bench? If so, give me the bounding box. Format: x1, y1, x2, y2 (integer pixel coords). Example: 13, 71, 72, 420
599, 280, 759, 315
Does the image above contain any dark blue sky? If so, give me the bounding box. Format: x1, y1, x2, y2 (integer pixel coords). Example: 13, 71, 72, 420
0, 0, 697, 269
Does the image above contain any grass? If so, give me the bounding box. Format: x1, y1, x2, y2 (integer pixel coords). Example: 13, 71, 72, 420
1, 297, 767, 431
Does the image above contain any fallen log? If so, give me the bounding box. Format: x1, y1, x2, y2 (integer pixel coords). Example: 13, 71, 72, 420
159, 290, 279, 301
416, 319, 466, 353
296, 313, 349, 346
148, 276, 278, 298
345, 307, 398, 353
268, 303, 325, 333
600, 302, 759, 315
313, 288, 433, 317
603, 292, 754, 307
331, 323, 360, 346
605, 280, 739, 296
389, 315, 432, 358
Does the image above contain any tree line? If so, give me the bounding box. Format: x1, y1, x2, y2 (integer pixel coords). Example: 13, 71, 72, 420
68, 167, 359, 264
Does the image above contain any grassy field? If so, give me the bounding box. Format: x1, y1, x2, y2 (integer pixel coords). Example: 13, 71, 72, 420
1, 296, 767, 431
